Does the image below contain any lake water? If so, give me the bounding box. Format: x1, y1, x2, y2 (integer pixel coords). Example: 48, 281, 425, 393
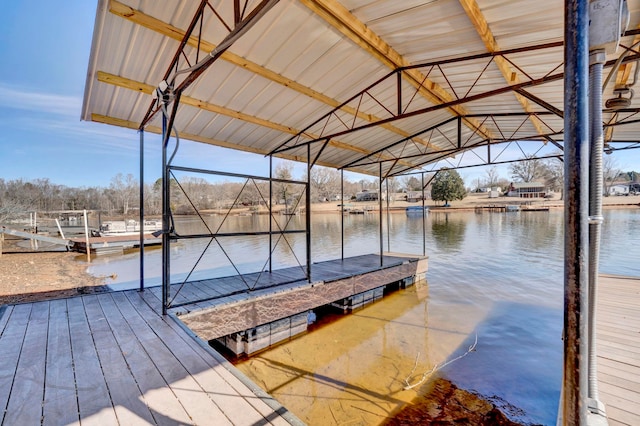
88, 208, 640, 425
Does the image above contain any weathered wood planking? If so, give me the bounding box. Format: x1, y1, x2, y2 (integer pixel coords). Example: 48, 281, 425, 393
129, 289, 295, 426
82, 294, 158, 425
0, 289, 300, 425
96, 293, 196, 424
4, 302, 49, 425
66, 296, 118, 426
597, 275, 640, 425
43, 299, 78, 425
0, 304, 32, 424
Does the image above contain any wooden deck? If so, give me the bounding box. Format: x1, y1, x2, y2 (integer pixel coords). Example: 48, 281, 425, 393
0, 289, 302, 426
596, 274, 640, 426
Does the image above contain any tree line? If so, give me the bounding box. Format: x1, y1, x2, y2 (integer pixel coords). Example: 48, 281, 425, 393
2, 156, 635, 224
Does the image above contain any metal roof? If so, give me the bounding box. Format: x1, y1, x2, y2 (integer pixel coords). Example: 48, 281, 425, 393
82, 0, 640, 177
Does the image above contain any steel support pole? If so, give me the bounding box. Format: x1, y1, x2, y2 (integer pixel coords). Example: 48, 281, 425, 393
422, 172, 426, 257
386, 178, 390, 252
341, 168, 344, 261
269, 155, 273, 272
562, 0, 590, 423
379, 163, 383, 267
161, 113, 170, 315
306, 144, 312, 282
139, 129, 145, 291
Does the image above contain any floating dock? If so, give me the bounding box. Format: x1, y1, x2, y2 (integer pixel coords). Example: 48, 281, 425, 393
70, 234, 162, 255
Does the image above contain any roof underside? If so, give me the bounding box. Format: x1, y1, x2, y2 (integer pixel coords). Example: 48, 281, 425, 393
83, 0, 640, 177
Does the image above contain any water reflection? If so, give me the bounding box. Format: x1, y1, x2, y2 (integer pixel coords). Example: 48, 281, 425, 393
430, 212, 467, 251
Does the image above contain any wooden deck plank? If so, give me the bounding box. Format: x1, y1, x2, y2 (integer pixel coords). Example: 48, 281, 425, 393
43, 299, 79, 425
0, 304, 32, 424
130, 289, 297, 426
597, 275, 640, 425
83, 294, 158, 425
96, 292, 195, 425
116, 290, 269, 426
3, 301, 49, 425
106, 292, 234, 426
65, 296, 118, 426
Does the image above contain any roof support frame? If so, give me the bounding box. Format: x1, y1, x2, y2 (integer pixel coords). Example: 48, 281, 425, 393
140, 0, 280, 130
270, 41, 565, 156
271, 52, 640, 174
342, 112, 564, 170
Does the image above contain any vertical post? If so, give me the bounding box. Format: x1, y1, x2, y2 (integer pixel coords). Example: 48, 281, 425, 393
341, 168, 344, 261
379, 162, 383, 267
386, 177, 390, 252
269, 155, 273, 272
161, 112, 170, 315
83, 209, 90, 263
139, 129, 145, 291
397, 70, 402, 116
457, 116, 462, 149
422, 172, 426, 257
306, 144, 312, 282
562, 0, 589, 424
55, 219, 65, 240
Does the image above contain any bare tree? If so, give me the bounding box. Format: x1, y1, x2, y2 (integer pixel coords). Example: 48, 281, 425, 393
273, 162, 295, 206
603, 155, 622, 195
484, 166, 500, 188
508, 155, 548, 182
308, 166, 341, 201
109, 173, 138, 214
543, 156, 564, 196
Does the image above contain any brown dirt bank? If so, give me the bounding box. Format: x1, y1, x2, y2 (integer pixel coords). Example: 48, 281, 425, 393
0, 238, 108, 305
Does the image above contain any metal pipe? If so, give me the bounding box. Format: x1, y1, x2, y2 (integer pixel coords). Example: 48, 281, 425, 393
422, 172, 426, 257
379, 162, 383, 267
341, 169, 344, 261
269, 155, 273, 272
588, 49, 605, 403
562, 0, 590, 423
386, 178, 390, 252
306, 144, 312, 282
161, 112, 170, 315
139, 129, 145, 291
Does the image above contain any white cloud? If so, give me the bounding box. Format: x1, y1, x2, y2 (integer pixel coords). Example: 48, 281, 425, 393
0, 83, 80, 118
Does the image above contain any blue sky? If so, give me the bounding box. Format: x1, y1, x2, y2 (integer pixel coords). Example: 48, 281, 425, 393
1, 1, 638, 190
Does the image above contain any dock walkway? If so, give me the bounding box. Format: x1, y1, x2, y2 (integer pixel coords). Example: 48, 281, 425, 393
596, 274, 640, 426
0, 289, 301, 425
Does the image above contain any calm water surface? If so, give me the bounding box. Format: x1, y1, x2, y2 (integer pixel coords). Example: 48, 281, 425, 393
88, 208, 640, 425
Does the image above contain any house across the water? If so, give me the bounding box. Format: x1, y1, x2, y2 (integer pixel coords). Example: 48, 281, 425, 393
507, 182, 547, 198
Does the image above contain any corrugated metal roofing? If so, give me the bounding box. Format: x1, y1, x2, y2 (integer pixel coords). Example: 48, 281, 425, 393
83, 0, 640, 177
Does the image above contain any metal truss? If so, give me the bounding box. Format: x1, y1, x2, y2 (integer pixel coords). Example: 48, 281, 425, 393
269, 42, 640, 177
139, 0, 280, 131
